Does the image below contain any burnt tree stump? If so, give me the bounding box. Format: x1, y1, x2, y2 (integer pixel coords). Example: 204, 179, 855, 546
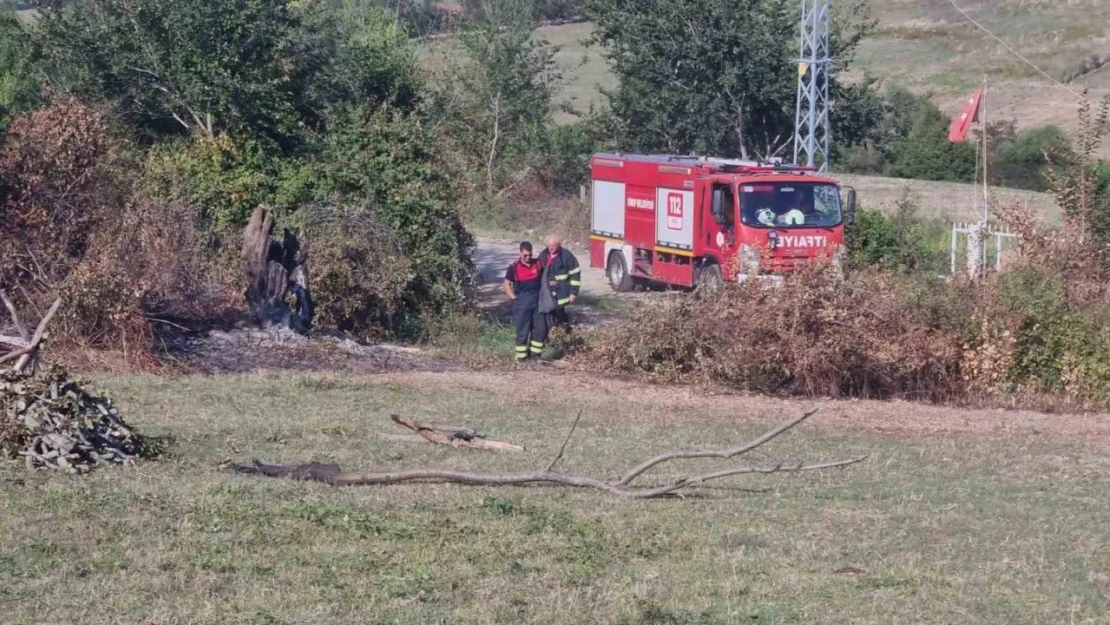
241, 206, 313, 334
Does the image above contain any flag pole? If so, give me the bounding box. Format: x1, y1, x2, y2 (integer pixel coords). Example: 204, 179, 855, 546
981, 75, 988, 226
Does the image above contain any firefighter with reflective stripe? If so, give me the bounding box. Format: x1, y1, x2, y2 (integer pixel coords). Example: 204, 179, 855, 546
536, 234, 581, 333
503, 241, 548, 360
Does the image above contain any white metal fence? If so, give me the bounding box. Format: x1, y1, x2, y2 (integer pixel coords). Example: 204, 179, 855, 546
950, 221, 1018, 276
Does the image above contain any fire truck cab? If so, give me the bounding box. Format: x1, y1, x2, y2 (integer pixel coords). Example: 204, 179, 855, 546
587, 153, 856, 290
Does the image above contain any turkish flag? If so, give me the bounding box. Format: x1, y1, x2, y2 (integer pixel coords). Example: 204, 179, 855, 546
948, 87, 982, 143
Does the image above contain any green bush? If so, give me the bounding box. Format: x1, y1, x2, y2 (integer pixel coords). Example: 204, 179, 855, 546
837, 86, 978, 182
144, 134, 296, 229
840, 143, 883, 175
845, 195, 948, 274
846, 207, 899, 268
885, 102, 976, 182
1087, 160, 1110, 249
0, 5, 36, 130
993, 125, 1071, 191
543, 120, 599, 196
314, 106, 475, 319
143, 107, 475, 336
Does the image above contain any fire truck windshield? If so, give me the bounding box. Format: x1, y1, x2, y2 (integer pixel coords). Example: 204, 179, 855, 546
738, 182, 842, 229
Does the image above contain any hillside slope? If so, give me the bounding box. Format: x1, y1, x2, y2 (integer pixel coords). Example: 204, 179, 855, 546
541, 0, 1110, 147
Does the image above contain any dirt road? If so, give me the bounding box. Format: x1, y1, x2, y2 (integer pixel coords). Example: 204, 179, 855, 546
472, 235, 628, 326
472, 235, 610, 293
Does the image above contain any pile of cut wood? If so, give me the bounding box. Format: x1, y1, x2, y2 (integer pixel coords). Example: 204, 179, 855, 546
1, 366, 157, 472
1, 292, 162, 472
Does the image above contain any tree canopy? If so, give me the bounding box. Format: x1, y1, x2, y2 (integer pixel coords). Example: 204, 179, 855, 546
28, 0, 422, 151
583, 0, 874, 161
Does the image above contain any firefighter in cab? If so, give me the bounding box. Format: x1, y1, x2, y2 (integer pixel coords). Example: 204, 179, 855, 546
503, 241, 546, 361
537, 234, 581, 329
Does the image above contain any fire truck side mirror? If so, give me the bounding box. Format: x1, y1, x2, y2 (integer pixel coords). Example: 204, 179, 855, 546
844, 187, 857, 224
711, 188, 724, 223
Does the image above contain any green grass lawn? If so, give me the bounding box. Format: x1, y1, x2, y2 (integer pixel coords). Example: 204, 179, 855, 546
2, 371, 1107, 624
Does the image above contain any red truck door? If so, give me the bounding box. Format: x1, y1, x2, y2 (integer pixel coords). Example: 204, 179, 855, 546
697, 180, 736, 269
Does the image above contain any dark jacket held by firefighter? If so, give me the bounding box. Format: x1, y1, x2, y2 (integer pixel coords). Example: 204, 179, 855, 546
537, 241, 581, 316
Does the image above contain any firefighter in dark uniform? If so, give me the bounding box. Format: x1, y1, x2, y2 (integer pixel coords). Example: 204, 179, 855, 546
503, 241, 547, 361
535, 234, 581, 338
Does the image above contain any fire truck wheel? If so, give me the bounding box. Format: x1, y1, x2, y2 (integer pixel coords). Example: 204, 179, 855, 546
607, 251, 634, 292
696, 264, 723, 293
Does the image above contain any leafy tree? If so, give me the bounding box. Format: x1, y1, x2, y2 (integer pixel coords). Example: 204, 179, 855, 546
885, 100, 976, 182
583, 0, 874, 160
435, 0, 560, 195
0, 5, 36, 129
31, 0, 309, 148
829, 74, 883, 165
841, 85, 976, 182
543, 117, 606, 195
314, 105, 475, 315
28, 0, 423, 151
1045, 98, 1110, 258
302, 0, 423, 115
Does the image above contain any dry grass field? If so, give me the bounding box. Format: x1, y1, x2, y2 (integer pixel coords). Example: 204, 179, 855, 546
2, 370, 1107, 624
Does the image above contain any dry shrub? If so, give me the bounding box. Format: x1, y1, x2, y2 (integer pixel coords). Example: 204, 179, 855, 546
304, 203, 415, 339
0, 94, 115, 288
0, 97, 236, 362
588, 266, 966, 401
970, 97, 1110, 405
588, 257, 1110, 407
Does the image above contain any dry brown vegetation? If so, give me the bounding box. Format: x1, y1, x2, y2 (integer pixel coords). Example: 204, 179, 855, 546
585, 267, 969, 401
0, 97, 240, 367
585, 255, 1110, 408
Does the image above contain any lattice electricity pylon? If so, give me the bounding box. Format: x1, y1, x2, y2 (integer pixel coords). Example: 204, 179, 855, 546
793, 0, 831, 172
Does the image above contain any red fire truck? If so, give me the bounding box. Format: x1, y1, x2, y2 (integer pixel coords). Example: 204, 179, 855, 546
587, 153, 856, 290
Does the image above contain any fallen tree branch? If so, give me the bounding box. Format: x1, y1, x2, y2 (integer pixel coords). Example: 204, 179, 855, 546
546, 409, 583, 472
390, 414, 524, 453
232, 457, 865, 498
0, 335, 30, 348
234, 411, 865, 498
614, 409, 820, 486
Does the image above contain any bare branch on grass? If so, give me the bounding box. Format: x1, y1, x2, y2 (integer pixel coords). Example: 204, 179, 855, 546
616, 409, 820, 486
233, 457, 864, 498
234, 410, 865, 499
390, 414, 524, 453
